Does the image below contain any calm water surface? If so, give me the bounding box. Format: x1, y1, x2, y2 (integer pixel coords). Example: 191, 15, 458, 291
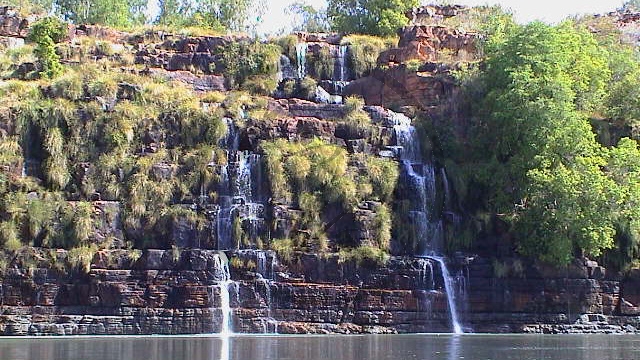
0, 334, 637, 360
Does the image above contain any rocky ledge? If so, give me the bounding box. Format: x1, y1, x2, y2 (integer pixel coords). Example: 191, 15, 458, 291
1, 249, 640, 335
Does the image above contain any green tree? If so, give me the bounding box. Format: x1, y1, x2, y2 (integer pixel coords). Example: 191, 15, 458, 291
156, 0, 188, 26
471, 22, 617, 264
155, 0, 260, 32
55, 0, 147, 27
327, 0, 418, 36
28, 16, 66, 78
605, 138, 640, 269
287, 2, 330, 33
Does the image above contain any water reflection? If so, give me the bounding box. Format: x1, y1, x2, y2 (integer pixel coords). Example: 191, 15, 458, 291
220, 335, 229, 360
447, 334, 461, 360
0, 334, 639, 360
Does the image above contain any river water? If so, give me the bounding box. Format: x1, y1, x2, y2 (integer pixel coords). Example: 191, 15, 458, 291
0, 334, 638, 360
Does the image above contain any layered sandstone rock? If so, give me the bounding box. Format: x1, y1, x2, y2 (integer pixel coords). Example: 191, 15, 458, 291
1, 249, 640, 335
379, 25, 478, 65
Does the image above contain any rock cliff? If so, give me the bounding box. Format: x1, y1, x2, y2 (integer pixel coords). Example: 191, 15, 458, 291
1, 5, 640, 336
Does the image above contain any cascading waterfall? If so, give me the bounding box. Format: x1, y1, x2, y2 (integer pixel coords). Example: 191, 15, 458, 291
419, 258, 435, 290
429, 256, 463, 334
295, 42, 308, 78
277, 54, 295, 82
216, 131, 267, 249
315, 86, 343, 104
256, 251, 279, 333
213, 253, 235, 336
392, 109, 464, 333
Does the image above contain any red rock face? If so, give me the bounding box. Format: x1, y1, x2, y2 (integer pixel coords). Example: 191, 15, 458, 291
344, 24, 477, 111
379, 25, 479, 65
344, 66, 453, 110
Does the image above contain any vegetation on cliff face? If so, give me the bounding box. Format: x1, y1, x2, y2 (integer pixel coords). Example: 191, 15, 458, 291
0, 1, 640, 272
0, 64, 230, 252
262, 137, 398, 256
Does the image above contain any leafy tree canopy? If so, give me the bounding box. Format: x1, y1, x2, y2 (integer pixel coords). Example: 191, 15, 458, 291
472, 21, 622, 264
156, 0, 262, 32
55, 0, 147, 27
327, 0, 418, 36
287, 2, 330, 33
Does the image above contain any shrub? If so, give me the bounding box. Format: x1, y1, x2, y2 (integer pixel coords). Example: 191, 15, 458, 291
200, 91, 226, 103
274, 35, 298, 64
280, 76, 317, 100
341, 96, 372, 136
28, 17, 67, 78
271, 238, 295, 262
338, 246, 389, 266
363, 155, 399, 202
87, 75, 118, 99
405, 59, 423, 72
341, 35, 396, 77
373, 204, 392, 250
67, 245, 98, 273
72, 201, 94, 244
50, 71, 84, 100
43, 127, 70, 190
242, 74, 278, 96
0, 221, 21, 251
309, 46, 334, 80
217, 41, 281, 89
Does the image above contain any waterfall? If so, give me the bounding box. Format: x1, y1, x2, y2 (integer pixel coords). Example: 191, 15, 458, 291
222, 118, 239, 150
391, 108, 464, 333
392, 113, 421, 162
277, 54, 295, 81
213, 253, 235, 335
216, 151, 267, 250
337, 45, 348, 82
256, 250, 278, 333
429, 256, 463, 334
236, 152, 253, 199
295, 42, 308, 78
418, 258, 435, 290
259, 278, 279, 334
219, 280, 233, 336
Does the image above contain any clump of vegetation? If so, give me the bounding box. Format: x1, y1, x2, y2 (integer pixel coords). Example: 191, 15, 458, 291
338, 245, 389, 266
242, 74, 278, 96
0, 45, 37, 78
308, 46, 334, 80
271, 238, 295, 262
263, 137, 397, 255
274, 35, 298, 65
341, 35, 396, 77
66, 244, 98, 273
27, 17, 67, 78
340, 96, 372, 137
280, 76, 317, 100
217, 41, 281, 90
